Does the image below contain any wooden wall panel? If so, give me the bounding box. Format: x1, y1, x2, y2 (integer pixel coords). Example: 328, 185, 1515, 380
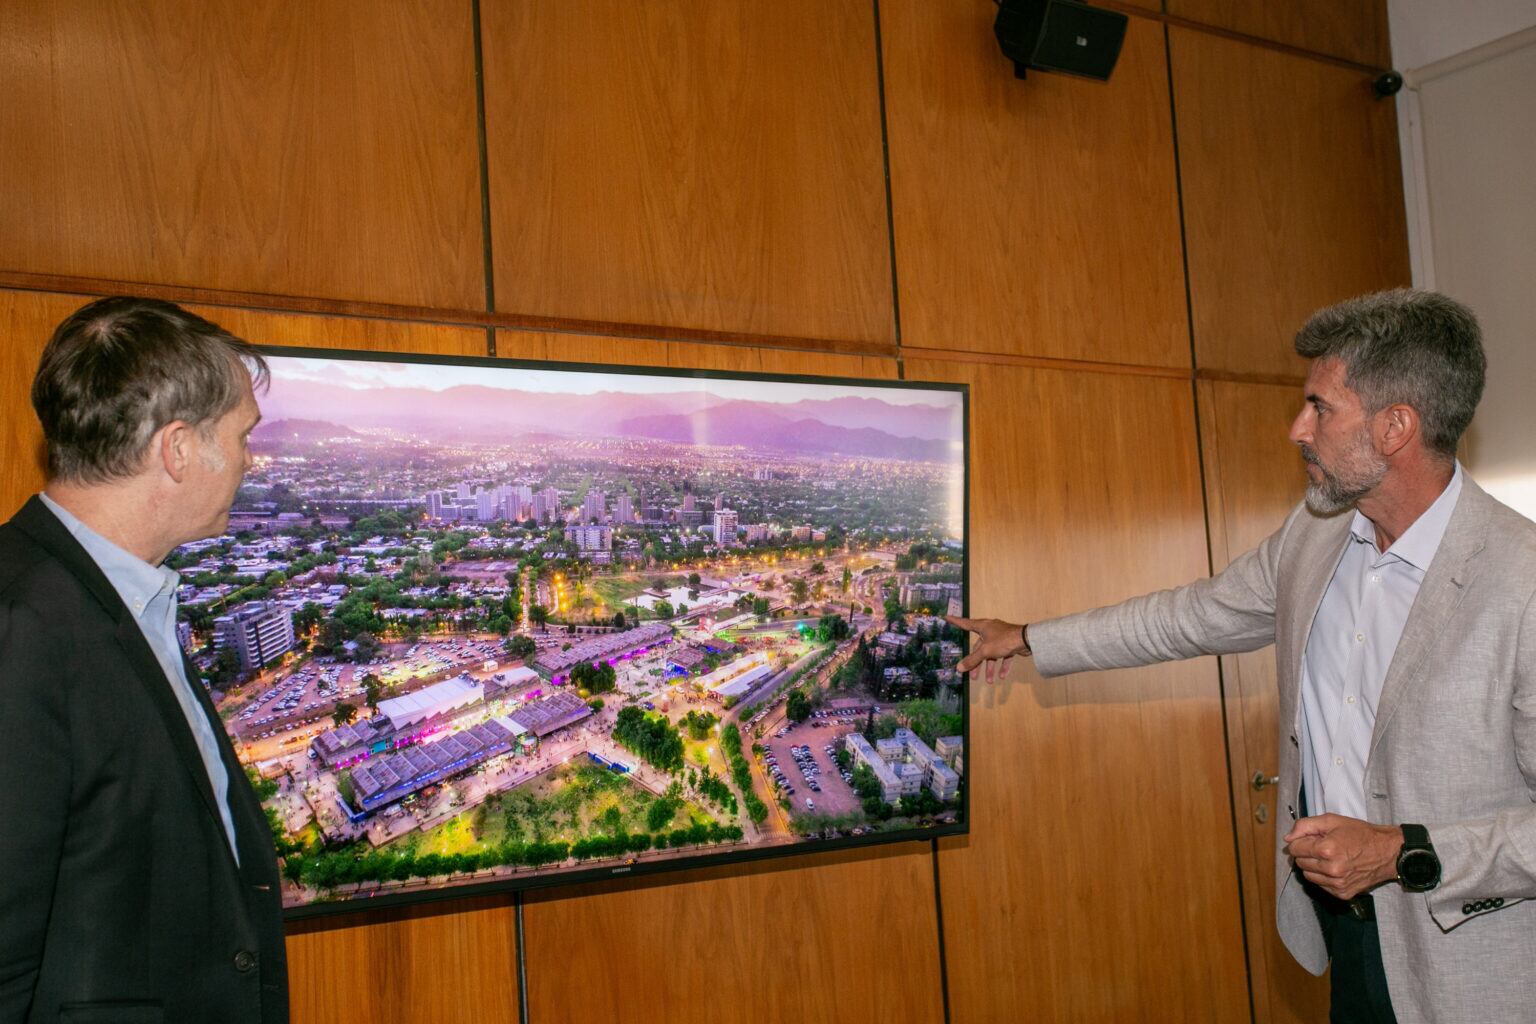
481, 0, 894, 347
908, 358, 1250, 1022
185, 306, 488, 360
1167, 0, 1391, 69
1198, 379, 1328, 1024
882, 6, 1189, 368
1171, 28, 1410, 379
287, 897, 519, 1024
0, 291, 97, 518
497, 329, 896, 382
523, 845, 941, 1024
503, 332, 943, 1024
0, 1, 484, 309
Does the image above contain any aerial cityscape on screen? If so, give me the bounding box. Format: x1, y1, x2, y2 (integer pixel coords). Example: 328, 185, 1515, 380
179, 353, 967, 909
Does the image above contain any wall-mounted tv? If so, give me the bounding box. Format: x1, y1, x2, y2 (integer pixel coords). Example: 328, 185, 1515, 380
187, 347, 967, 917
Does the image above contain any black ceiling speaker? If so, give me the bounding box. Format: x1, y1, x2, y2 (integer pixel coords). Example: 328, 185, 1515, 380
994, 0, 1129, 82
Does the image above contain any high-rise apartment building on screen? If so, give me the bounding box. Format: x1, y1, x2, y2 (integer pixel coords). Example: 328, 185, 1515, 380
214, 601, 297, 672
713, 509, 739, 547
583, 488, 606, 524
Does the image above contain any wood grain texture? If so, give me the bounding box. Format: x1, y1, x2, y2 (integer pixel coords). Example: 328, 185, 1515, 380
1171, 28, 1410, 380
0, 291, 98, 518
481, 0, 894, 346
881, 5, 1189, 368
1167, 0, 1391, 68
501, 333, 942, 1024
496, 329, 897, 383
184, 306, 488, 360
523, 843, 941, 1024
0, 0, 483, 309
1197, 379, 1330, 1024
286, 896, 519, 1024
0, 269, 901, 358
908, 357, 1250, 1022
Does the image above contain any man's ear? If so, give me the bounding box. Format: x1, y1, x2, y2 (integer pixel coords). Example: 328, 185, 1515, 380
157, 420, 194, 483
1375, 403, 1420, 458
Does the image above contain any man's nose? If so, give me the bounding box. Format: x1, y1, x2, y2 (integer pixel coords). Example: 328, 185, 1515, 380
1288, 409, 1310, 446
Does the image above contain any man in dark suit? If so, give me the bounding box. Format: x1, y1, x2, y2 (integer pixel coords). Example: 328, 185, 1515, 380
0, 297, 288, 1023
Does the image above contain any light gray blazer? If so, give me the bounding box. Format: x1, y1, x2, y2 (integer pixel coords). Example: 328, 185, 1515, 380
1030, 477, 1536, 1024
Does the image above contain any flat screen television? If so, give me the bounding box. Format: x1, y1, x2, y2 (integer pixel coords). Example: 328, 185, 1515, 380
185, 346, 968, 917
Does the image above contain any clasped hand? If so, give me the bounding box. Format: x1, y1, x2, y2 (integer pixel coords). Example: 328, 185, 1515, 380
1283, 813, 1404, 900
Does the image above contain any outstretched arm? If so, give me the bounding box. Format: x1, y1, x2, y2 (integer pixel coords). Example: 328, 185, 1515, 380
949, 507, 1298, 682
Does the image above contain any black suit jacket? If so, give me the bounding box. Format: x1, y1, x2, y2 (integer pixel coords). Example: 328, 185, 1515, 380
0, 497, 288, 1024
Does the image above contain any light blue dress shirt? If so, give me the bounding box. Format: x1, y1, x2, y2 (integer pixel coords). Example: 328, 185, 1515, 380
1298, 463, 1463, 821
39, 493, 240, 863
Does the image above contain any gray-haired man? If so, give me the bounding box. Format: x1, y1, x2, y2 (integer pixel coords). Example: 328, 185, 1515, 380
953, 290, 1536, 1023
0, 297, 288, 1023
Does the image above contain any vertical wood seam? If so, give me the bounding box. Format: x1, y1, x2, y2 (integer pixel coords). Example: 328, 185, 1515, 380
515, 892, 530, 1024
930, 839, 953, 1024
1163, 22, 1259, 1023
872, 0, 904, 363
472, 0, 498, 343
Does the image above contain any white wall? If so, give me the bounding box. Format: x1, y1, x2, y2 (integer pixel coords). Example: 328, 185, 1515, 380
1389, 1, 1536, 520
1388, 0, 1536, 68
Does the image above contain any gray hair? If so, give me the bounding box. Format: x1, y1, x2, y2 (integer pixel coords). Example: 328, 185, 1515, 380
1294, 288, 1485, 459
31, 296, 269, 484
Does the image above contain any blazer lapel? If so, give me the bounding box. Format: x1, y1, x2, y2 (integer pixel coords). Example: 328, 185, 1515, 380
13, 497, 234, 861
1369, 481, 1489, 758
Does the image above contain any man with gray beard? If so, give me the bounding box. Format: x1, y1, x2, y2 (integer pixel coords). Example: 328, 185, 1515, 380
951, 289, 1536, 1024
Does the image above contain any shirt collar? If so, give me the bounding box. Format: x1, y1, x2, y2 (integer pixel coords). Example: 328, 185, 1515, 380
1347, 461, 1463, 571
38, 492, 180, 617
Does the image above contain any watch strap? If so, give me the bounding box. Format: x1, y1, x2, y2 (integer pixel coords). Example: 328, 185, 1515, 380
1397, 822, 1441, 892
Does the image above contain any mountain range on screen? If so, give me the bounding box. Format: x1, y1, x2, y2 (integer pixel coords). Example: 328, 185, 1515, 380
254, 379, 960, 462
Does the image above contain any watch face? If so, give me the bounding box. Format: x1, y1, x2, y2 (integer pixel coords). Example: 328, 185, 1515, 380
1400, 848, 1441, 889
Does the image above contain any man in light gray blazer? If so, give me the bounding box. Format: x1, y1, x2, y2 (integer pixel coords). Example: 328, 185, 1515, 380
953, 289, 1536, 1024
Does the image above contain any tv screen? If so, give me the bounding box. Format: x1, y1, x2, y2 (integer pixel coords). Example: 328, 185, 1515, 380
188, 347, 968, 917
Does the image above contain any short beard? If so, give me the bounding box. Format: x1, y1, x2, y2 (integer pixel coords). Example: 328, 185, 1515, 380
1301, 435, 1386, 515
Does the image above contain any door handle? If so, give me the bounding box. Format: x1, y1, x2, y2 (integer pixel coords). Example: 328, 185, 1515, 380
1252, 770, 1279, 791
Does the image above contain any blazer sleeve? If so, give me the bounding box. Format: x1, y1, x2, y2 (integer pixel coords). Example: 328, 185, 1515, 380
0, 599, 71, 1019
1426, 587, 1536, 928
1028, 505, 1301, 679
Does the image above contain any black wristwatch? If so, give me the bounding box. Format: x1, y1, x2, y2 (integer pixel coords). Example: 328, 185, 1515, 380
1397, 823, 1441, 892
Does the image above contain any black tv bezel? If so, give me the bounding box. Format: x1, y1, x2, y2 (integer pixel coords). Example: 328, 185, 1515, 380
245, 344, 970, 922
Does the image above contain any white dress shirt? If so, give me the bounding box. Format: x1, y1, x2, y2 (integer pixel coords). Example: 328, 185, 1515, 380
1298, 463, 1463, 820
39, 493, 240, 862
